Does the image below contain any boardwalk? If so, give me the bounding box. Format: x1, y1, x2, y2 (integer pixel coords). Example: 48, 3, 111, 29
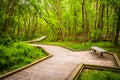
3, 44, 117, 80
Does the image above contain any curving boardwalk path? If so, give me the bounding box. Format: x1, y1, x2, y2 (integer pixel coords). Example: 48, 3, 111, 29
3, 44, 117, 80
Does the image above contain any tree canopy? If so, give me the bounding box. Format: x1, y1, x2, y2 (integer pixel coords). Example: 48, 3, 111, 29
0, 0, 120, 45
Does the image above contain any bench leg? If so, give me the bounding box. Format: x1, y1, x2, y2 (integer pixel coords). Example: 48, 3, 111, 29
93, 50, 96, 53
100, 52, 104, 58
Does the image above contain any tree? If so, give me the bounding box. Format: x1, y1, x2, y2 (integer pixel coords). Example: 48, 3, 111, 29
108, 0, 120, 45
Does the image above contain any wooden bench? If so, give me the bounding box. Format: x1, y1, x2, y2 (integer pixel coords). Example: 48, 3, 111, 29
91, 46, 107, 57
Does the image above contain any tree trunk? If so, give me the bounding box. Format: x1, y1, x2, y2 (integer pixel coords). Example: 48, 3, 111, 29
2, 0, 17, 34
94, 0, 98, 30
82, 0, 87, 46
82, 0, 85, 30
114, 15, 120, 45
74, 6, 77, 41
97, 0, 105, 40
56, 0, 64, 41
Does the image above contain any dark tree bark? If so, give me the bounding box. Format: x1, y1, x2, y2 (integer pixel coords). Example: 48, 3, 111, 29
97, 0, 105, 30
73, 5, 77, 41
2, 0, 17, 34
56, 0, 64, 41
94, 0, 98, 30
82, 0, 85, 30
114, 15, 120, 45
108, 0, 120, 45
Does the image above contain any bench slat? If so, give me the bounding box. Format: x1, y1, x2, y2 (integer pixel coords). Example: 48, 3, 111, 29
91, 46, 107, 52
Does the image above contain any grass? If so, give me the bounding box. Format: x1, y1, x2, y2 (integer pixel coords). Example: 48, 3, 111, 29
41, 41, 91, 50
0, 42, 47, 75
41, 41, 120, 59
78, 69, 120, 80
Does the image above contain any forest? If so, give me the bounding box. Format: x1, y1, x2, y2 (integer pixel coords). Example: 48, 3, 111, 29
0, 0, 120, 79
0, 0, 120, 44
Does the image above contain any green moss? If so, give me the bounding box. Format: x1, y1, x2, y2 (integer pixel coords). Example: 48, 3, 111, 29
0, 42, 46, 75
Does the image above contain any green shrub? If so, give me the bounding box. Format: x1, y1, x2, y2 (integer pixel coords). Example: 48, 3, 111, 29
79, 69, 120, 80
0, 42, 46, 75
0, 35, 13, 46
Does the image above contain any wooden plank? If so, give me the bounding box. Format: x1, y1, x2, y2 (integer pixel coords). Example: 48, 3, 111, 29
91, 46, 107, 52
113, 53, 120, 67
29, 36, 47, 43
67, 64, 83, 80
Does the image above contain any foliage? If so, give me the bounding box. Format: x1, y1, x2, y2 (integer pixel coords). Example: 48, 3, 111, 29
0, 34, 13, 46
79, 69, 120, 80
0, 0, 119, 44
0, 42, 46, 75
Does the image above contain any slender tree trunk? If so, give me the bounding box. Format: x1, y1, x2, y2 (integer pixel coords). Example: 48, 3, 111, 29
2, 0, 17, 34
32, 14, 38, 35
94, 0, 98, 30
97, 0, 105, 40
82, 0, 87, 46
17, 12, 20, 36
74, 6, 77, 41
98, 1, 105, 30
85, 6, 90, 41
82, 0, 85, 30
106, 3, 109, 40
114, 14, 120, 45
56, 0, 64, 41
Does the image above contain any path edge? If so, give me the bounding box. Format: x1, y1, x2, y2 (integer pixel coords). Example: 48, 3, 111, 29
67, 52, 120, 80
0, 46, 53, 79
39, 43, 90, 51
67, 64, 120, 80
108, 52, 120, 67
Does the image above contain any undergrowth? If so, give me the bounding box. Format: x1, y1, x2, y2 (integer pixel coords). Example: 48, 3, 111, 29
79, 69, 120, 80
0, 42, 46, 75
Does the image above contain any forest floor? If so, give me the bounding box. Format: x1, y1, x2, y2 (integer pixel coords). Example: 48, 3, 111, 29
3, 44, 118, 80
